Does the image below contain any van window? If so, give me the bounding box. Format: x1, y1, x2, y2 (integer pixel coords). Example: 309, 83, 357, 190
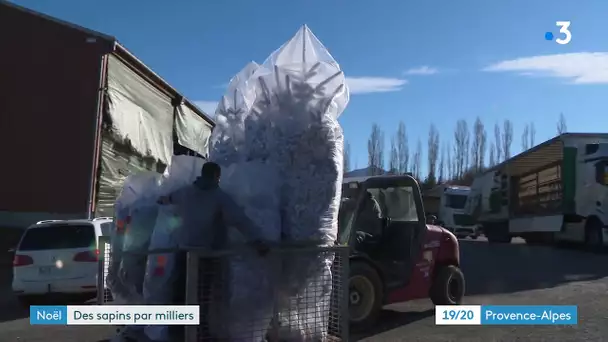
446, 194, 467, 209
19, 224, 96, 251
100, 222, 114, 236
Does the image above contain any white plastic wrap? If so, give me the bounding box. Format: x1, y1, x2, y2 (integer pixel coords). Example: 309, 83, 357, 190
107, 172, 162, 305
217, 162, 282, 341
142, 155, 206, 342
209, 25, 348, 341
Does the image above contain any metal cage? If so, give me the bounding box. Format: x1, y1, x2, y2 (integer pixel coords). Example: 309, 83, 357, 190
97, 236, 349, 341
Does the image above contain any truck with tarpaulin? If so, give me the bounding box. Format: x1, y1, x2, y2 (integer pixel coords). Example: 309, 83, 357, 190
465, 133, 608, 249
0, 1, 214, 232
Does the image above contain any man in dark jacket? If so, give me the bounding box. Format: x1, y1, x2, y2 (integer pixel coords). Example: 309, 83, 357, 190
159, 161, 268, 339
159, 162, 267, 250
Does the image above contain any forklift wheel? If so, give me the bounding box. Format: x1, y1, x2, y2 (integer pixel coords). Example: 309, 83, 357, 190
430, 265, 465, 305
349, 262, 383, 331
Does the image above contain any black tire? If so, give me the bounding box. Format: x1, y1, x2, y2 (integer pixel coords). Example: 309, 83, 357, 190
349, 262, 383, 331
585, 219, 604, 253
430, 265, 465, 305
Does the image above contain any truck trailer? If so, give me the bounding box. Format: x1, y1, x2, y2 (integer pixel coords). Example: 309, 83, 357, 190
0, 1, 214, 230
465, 133, 608, 249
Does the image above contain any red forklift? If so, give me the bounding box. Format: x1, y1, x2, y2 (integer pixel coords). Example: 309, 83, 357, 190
340, 175, 465, 329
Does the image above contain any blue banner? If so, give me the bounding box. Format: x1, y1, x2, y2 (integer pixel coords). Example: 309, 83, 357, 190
30, 306, 68, 325
481, 305, 577, 325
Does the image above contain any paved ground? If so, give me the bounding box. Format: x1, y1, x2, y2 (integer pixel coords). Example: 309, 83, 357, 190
1, 237, 607, 341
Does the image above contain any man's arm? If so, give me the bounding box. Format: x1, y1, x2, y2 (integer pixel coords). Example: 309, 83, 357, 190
157, 187, 187, 205
219, 192, 262, 242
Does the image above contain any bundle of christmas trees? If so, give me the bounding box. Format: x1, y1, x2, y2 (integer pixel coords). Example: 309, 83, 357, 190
209, 25, 349, 341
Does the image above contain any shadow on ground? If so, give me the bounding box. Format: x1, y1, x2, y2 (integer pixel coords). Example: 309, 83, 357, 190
459, 239, 608, 296
351, 308, 435, 341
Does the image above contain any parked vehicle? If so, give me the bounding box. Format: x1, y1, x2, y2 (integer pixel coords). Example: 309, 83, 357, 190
341, 175, 464, 329
424, 185, 479, 239
0, 1, 213, 231
11, 217, 113, 305
465, 133, 608, 249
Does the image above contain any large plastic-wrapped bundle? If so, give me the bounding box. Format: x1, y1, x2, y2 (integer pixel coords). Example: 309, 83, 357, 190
209, 25, 348, 340
210, 61, 283, 341
256, 26, 347, 340
143, 155, 206, 342
107, 172, 163, 305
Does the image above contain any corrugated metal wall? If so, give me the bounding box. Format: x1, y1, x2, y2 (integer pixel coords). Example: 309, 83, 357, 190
0, 4, 110, 225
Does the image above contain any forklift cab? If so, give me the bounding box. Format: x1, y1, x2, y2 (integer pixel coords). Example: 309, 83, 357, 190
339, 175, 464, 329
339, 176, 427, 290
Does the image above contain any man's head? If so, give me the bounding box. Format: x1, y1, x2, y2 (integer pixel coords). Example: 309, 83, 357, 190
201, 162, 221, 183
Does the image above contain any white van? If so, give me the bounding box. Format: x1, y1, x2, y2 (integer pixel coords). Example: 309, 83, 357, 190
11, 218, 112, 305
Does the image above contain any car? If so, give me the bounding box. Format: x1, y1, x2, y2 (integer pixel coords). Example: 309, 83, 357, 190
340, 175, 465, 330
11, 217, 113, 306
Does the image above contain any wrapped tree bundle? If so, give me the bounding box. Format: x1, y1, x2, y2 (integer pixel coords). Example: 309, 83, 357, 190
209, 25, 349, 341
108, 171, 163, 305
210, 62, 282, 341
251, 26, 348, 340
143, 155, 206, 342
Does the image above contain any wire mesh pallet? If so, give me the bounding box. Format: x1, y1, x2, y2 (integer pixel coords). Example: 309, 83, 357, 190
97, 236, 349, 342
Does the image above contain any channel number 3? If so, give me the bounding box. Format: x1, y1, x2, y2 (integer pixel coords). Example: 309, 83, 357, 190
556, 21, 571, 45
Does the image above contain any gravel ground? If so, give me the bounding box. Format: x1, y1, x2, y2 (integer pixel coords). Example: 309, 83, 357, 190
1, 237, 607, 342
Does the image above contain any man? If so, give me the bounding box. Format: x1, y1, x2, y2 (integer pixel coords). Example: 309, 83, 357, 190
159, 161, 267, 250
159, 161, 268, 339
354, 191, 384, 248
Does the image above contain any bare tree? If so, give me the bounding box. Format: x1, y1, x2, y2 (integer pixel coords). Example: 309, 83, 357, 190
412, 138, 422, 180
521, 123, 530, 151
389, 137, 398, 174
529, 122, 536, 147
447, 144, 453, 180
454, 120, 469, 178
489, 141, 496, 166
396, 122, 409, 174
557, 113, 567, 135
343, 140, 351, 173
367, 123, 385, 175
502, 119, 513, 159
438, 143, 446, 183
427, 124, 440, 183
480, 122, 487, 170
464, 122, 471, 173
471, 117, 487, 172
494, 123, 502, 163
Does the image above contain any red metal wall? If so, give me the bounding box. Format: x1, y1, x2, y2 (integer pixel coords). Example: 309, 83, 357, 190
0, 5, 111, 215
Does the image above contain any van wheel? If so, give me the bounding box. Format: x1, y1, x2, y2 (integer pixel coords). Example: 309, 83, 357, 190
430, 265, 465, 305
349, 262, 383, 331
585, 219, 604, 252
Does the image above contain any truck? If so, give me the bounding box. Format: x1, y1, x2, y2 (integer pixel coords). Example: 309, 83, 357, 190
465, 133, 608, 249
424, 184, 479, 239
0, 1, 214, 233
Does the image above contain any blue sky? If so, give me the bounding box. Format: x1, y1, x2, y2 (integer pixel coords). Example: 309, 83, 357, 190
16, 0, 608, 175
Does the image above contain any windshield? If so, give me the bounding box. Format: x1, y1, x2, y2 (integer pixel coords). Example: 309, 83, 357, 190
446, 194, 468, 209
19, 224, 96, 251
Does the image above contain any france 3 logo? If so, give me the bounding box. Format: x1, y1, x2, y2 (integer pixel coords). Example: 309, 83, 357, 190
545, 21, 571, 45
